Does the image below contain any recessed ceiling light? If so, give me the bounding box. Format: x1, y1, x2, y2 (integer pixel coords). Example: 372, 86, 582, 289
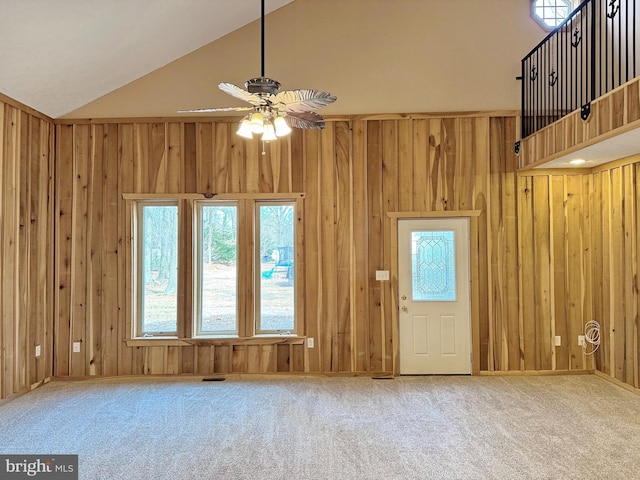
569, 159, 586, 165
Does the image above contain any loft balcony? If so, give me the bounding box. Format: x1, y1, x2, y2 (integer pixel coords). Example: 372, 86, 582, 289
518, 0, 640, 169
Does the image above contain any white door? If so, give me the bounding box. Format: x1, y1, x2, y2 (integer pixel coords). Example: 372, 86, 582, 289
398, 218, 471, 374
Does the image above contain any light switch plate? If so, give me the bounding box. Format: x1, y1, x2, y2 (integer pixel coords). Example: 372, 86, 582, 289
375, 270, 390, 281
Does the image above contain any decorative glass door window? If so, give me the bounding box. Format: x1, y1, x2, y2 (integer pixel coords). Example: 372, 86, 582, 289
411, 230, 457, 301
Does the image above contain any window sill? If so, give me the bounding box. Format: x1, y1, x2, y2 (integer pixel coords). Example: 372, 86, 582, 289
126, 336, 306, 347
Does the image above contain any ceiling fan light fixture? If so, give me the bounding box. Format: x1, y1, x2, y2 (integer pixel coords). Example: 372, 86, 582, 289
237, 117, 254, 139
274, 115, 292, 137
250, 111, 265, 133
261, 121, 277, 142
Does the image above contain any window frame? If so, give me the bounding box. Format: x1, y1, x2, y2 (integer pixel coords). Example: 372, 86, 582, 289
530, 0, 577, 31
126, 193, 305, 344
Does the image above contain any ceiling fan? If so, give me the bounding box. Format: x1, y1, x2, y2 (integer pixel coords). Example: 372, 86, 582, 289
179, 0, 336, 142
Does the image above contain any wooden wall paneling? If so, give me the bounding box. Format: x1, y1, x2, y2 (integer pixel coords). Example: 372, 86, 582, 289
150, 123, 167, 192
471, 118, 490, 372
290, 130, 304, 193
518, 175, 534, 370
183, 123, 197, 193
380, 120, 397, 372
302, 129, 321, 372
102, 124, 120, 376
488, 118, 508, 370
228, 133, 245, 194
533, 175, 552, 370
565, 175, 587, 371
635, 164, 640, 387
31, 118, 49, 383
87, 124, 104, 376
580, 174, 593, 370
589, 171, 604, 373
292, 344, 304, 372
428, 119, 443, 211
212, 123, 230, 193
18, 111, 29, 390
55, 124, 74, 377
0, 104, 53, 399
1, 102, 8, 396
319, 123, 338, 372
70, 124, 90, 376
622, 165, 637, 386
609, 167, 624, 379
503, 118, 520, 371
276, 344, 290, 372
441, 118, 457, 210
3, 107, 19, 392
601, 170, 612, 375
365, 120, 382, 373
412, 119, 428, 211
232, 345, 246, 373
167, 123, 182, 194
213, 345, 230, 374
348, 120, 370, 371
397, 120, 413, 211
335, 120, 353, 372
118, 124, 135, 374
196, 123, 213, 193
550, 176, 569, 370
488, 118, 520, 371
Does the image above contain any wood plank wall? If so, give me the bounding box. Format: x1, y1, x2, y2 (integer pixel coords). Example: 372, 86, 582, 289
516, 172, 592, 372
0, 99, 54, 400
51, 114, 592, 377
591, 158, 640, 389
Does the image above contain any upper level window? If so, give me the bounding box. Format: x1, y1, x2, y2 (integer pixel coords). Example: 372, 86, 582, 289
531, 0, 575, 29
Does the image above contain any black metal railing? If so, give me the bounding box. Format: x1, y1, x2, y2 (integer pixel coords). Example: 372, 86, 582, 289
521, 0, 638, 138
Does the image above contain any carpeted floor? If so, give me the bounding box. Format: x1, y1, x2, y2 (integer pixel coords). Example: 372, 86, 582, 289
1, 374, 639, 479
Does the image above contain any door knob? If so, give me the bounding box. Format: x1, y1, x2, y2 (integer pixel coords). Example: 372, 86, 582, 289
401, 306, 408, 313
401, 295, 407, 300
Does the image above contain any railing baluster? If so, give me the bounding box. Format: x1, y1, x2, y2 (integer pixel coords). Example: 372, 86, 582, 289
521, 0, 638, 138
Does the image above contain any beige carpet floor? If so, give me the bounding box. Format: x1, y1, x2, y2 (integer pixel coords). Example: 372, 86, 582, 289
1, 374, 639, 479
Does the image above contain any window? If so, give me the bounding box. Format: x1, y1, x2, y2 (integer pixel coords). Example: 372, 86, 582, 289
411, 230, 457, 302
531, 0, 575, 29
194, 202, 238, 336
130, 194, 301, 340
134, 201, 179, 336
256, 202, 296, 334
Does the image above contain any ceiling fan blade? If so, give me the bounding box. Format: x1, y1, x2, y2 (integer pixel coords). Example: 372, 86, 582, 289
273, 89, 337, 112
286, 111, 326, 130
177, 106, 254, 113
218, 82, 263, 105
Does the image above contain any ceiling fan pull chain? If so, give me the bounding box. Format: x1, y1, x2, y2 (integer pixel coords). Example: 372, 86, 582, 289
262, 140, 267, 156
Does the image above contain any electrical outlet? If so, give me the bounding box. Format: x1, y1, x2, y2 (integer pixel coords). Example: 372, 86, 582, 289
73, 341, 81, 353
578, 335, 585, 347
554, 336, 561, 347
307, 337, 315, 348
35, 345, 41, 357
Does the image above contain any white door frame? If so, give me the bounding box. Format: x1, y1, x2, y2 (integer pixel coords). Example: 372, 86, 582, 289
388, 210, 481, 376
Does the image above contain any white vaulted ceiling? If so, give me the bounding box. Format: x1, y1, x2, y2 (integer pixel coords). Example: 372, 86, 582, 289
0, 0, 547, 119
0, 0, 293, 118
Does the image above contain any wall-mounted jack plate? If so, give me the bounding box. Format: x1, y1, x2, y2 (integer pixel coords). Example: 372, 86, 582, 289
554, 336, 561, 346
73, 341, 81, 353
578, 335, 585, 347
35, 345, 41, 357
